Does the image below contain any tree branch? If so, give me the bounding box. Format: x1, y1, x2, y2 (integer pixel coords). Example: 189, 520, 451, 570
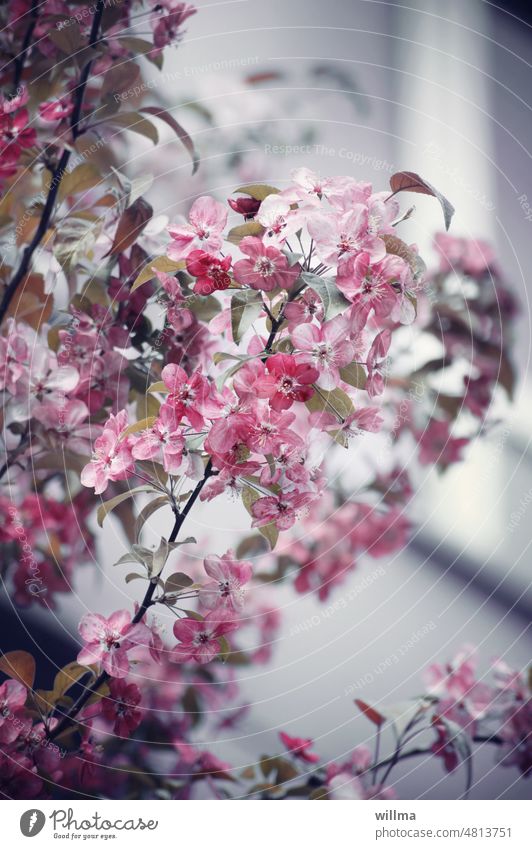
0, 0, 105, 327
48, 460, 215, 742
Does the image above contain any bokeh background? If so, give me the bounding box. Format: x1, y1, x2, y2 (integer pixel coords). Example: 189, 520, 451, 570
4, 0, 532, 799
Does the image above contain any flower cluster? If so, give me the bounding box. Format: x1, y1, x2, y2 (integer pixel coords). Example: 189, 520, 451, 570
0, 0, 522, 802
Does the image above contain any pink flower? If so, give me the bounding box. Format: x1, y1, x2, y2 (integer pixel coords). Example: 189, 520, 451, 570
256, 195, 301, 246
199, 550, 253, 612
186, 250, 232, 295
77, 610, 152, 678
132, 405, 185, 474
0, 679, 27, 744
227, 196, 261, 218
39, 97, 73, 123
167, 196, 227, 261
247, 408, 300, 453
311, 407, 383, 439
101, 679, 143, 737
233, 236, 300, 291
292, 315, 354, 390
0, 103, 36, 160
80, 410, 135, 495
259, 353, 318, 412
366, 329, 391, 397
251, 490, 313, 531
151, 1, 196, 50
284, 289, 324, 331
0, 751, 42, 799
162, 363, 222, 429
279, 731, 320, 763
172, 611, 239, 664
337, 252, 402, 320
425, 645, 478, 701
418, 419, 469, 466
435, 233, 496, 277
307, 206, 386, 266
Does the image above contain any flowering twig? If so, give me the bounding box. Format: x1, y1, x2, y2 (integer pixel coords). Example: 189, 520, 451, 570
0, 0, 105, 327
48, 459, 215, 742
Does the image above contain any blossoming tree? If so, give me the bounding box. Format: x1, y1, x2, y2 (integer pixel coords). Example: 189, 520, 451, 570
0, 0, 528, 800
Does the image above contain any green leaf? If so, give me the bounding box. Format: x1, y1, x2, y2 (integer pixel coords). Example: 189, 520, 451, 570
131, 256, 184, 292
141, 106, 199, 174
125, 572, 146, 583
135, 495, 170, 541
105, 196, 153, 257
121, 416, 156, 438
305, 386, 354, 420
339, 362, 367, 389
119, 36, 163, 69
151, 537, 170, 577
105, 111, 159, 145
231, 290, 263, 343
227, 221, 264, 246
234, 184, 280, 201
101, 61, 140, 100
301, 271, 350, 319
96, 486, 154, 528
148, 380, 168, 394
218, 635, 231, 662
389, 171, 455, 231
59, 163, 101, 202
113, 551, 144, 568
0, 650, 35, 689
164, 572, 194, 594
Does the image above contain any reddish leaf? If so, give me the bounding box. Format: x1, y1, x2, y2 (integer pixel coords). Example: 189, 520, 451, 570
105, 197, 153, 257
389, 171, 455, 230
141, 106, 199, 174
354, 698, 385, 726
0, 650, 36, 689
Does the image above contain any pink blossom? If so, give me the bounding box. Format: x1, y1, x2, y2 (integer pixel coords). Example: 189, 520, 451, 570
101, 679, 143, 737
284, 289, 324, 330
167, 196, 227, 260
39, 97, 73, 123
337, 252, 402, 320
186, 250, 232, 295
227, 196, 261, 218
435, 233, 496, 277
366, 329, 391, 397
425, 645, 478, 701
233, 236, 300, 291
255, 409, 303, 453
256, 195, 301, 246
77, 610, 152, 678
199, 550, 253, 612
279, 731, 320, 763
259, 353, 318, 411
162, 363, 222, 429
132, 405, 185, 474
0, 751, 42, 799
292, 315, 354, 389
172, 611, 239, 664
0, 679, 27, 744
151, 2, 196, 50
307, 206, 386, 266
418, 419, 469, 466
251, 490, 313, 531
80, 410, 135, 494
